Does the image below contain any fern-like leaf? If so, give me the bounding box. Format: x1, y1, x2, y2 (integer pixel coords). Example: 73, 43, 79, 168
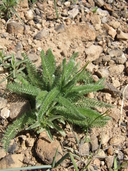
22, 53, 44, 88
79, 71, 94, 84
2, 111, 36, 152
64, 52, 78, 81
53, 106, 86, 121
52, 122, 66, 136
7, 83, 41, 96
37, 87, 59, 121
45, 126, 53, 141
41, 49, 56, 89
69, 83, 104, 95
77, 107, 110, 127
63, 63, 89, 94
36, 90, 48, 109
60, 58, 66, 87
14, 74, 30, 85
76, 97, 112, 108
56, 95, 86, 120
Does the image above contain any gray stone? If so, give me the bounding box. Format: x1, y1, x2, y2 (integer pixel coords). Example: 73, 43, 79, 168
68, 7, 79, 19
8, 140, 18, 154
55, 24, 65, 33
15, 51, 23, 60
34, 29, 49, 40
79, 142, 90, 156
15, 42, 23, 51
28, 53, 39, 62
9, 100, 31, 120
117, 151, 124, 160
7, 21, 24, 35
85, 45, 103, 62
105, 156, 114, 168
34, 8, 40, 16
90, 135, 99, 152
121, 10, 128, 19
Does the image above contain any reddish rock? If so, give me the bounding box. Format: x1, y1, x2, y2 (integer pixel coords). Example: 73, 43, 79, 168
36, 132, 63, 164
107, 146, 114, 155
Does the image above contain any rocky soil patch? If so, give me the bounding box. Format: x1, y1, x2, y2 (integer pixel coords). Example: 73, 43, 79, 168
0, 0, 128, 170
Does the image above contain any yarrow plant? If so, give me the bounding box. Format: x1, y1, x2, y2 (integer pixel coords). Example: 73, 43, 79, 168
2, 49, 111, 152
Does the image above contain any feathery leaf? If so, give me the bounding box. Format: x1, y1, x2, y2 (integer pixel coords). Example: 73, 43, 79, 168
76, 97, 112, 108
36, 90, 48, 109
64, 52, 78, 81
7, 83, 41, 96
69, 83, 104, 95
37, 87, 59, 121
22, 53, 44, 88
41, 49, 56, 89
56, 95, 86, 120
2, 111, 36, 152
